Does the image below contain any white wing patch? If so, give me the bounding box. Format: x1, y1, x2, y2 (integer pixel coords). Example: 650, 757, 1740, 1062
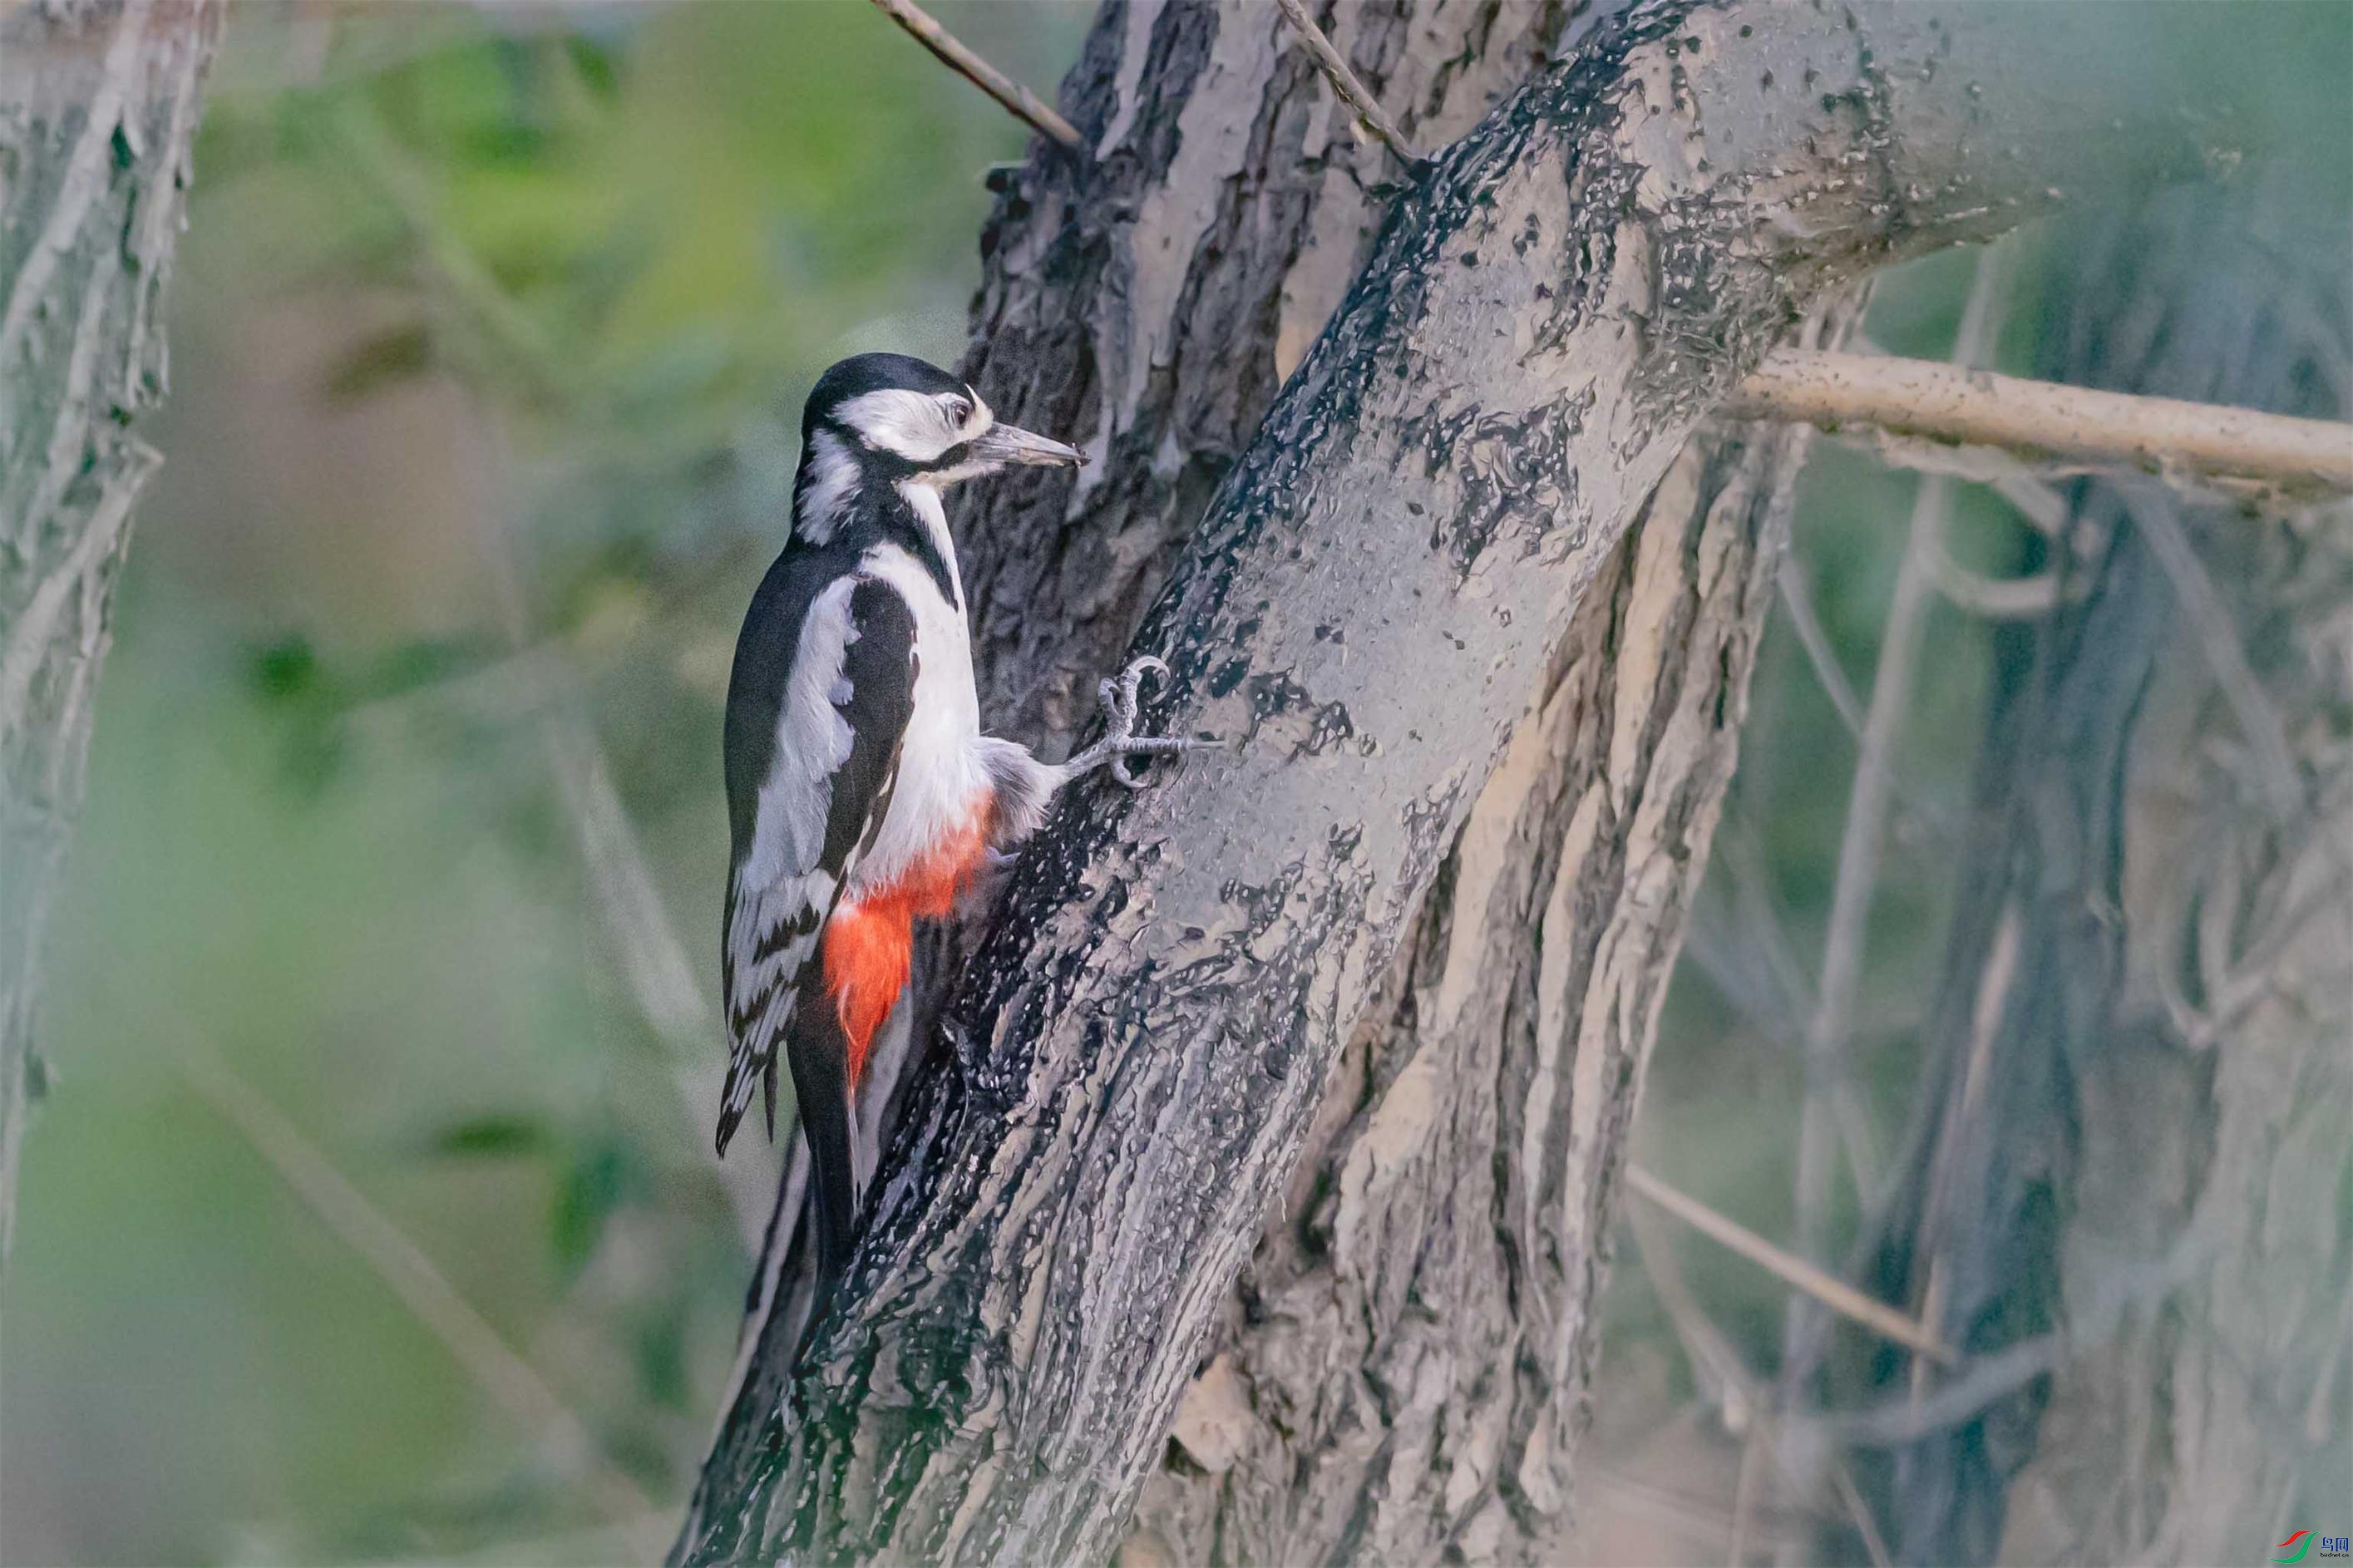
742, 576, 859, 889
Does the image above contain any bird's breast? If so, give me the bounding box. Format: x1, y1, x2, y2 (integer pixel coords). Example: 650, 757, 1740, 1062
853, 541, 990, 893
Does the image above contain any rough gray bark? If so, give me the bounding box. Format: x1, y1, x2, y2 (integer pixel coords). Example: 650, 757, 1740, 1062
1847, 181, 2351, 1568
956, 0, 1585, 752
1125, 366, 1850, 1566
0, 0, 221, 1260
689, 0, 1596, 1518
678, 5, 2252, 1563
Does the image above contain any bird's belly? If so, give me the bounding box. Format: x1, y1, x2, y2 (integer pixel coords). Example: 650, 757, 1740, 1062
850, 622, 989, 904
852, 726, 992, 905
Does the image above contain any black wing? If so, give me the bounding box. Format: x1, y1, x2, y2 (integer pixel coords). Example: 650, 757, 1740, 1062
718, 563, 918, 1157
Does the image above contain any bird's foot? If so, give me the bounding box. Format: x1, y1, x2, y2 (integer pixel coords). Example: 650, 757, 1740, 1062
1064, 655, 1223, 789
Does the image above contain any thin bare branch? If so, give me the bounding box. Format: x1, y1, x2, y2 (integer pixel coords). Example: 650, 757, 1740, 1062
346, 105, 776, 1250
1274, 0, 1426, 165
1992, 475, 2071, 536
866, 0, 1083, 153
1782, 249, 2010, 1425
1775, 555, 1867, 739
168, 1034, 668, 1557
1625, 1165, 1956, 1367
1628, 1191, 1896, 1567
1727, 1431, 1764, 1568
1629, 1192, 1760, 1428
1727, 348, 2353, 497
1788, 471, 1945, 1253
1810, 1337, 2064, 1448
1928, 531, 2075, 619
2119, 478, 2305, 820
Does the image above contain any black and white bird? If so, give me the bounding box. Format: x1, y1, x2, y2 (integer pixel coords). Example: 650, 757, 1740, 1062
718, 352, 1206, 1303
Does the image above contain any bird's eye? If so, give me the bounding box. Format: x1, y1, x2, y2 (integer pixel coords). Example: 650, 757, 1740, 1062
942, 396, 972, 428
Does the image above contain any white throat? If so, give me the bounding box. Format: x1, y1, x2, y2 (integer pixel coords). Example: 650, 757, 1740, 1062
894, 480, 964, 604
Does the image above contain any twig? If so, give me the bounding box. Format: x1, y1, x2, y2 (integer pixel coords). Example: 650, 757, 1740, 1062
1727, 1431, 1764, 1568
1807, 1336, 2064, 1447
344, 111, 778, 1250
1627, 1196, 1895, 1567
2119, 477, 2305, 821
1825, 1457, 1896, 1568
1784, 249, 2009, 1383
1585, 1461, 1813, 1554
168, 1034, 668, 1559
1928, 539, 2073, 619
1625, 1165, 1956, 1366
1629, 1193, 1759, 1427
1786, 473, 1944, 1269
1274, 0, 1426, 165
1726, 348, 2353, 497
1992, 474, 2071, 536
866, 0, 1083, 152
1775, 555, 1867, 740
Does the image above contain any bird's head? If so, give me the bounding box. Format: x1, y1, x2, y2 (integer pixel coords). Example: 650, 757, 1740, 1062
802, 353, 1084, 496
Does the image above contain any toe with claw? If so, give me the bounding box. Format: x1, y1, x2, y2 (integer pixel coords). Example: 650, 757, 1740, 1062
1065, 655, 1223, 788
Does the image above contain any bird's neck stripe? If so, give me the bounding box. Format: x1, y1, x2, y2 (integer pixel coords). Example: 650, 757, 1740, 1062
793, 429, 860, 543
892, 480, 963, 611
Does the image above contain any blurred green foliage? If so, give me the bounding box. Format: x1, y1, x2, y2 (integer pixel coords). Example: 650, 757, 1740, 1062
2, 4, 1083, 1563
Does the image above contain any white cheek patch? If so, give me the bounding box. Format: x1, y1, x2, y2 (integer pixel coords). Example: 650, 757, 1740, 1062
837, 387, 994, 466
838, 388, 956, 463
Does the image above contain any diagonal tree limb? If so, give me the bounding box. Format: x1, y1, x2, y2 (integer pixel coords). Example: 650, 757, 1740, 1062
679, 6, 2273, 1562
1273, 0, 1426, 165
866, 0, 1083, 152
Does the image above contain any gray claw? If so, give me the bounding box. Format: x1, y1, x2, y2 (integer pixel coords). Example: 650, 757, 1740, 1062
1068, 656, 1221, 787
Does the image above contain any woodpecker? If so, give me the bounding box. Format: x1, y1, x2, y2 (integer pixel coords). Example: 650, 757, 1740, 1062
718, 352, 1208, 1305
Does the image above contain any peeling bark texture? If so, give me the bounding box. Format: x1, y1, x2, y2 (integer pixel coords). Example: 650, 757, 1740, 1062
678, 4, 2254, 1563
1847, 181, 2353, 1567
1125, 353, 1852, 1567
956, 0, 1589, 756
0, 0, 221, 1261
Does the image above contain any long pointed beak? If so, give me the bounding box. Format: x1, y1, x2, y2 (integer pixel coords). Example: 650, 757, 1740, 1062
969, 422, 1086, 467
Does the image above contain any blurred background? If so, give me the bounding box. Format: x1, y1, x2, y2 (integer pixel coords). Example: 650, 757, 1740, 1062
0, 4, 1087, 1561
1, 3, 2345, 1566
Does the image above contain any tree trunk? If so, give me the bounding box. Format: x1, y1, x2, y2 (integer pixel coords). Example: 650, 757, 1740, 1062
1125, 362, 1852, 1567
1849, 180, 2352, 1567
678, 5, 2258, 1563
0, 0, 221, 1261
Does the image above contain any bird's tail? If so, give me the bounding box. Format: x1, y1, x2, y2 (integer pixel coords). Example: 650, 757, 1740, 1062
713, 1033, 777, 1158
785, 968, 860, 1354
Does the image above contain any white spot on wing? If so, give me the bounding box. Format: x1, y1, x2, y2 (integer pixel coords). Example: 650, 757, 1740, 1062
741, 577, 858, 889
